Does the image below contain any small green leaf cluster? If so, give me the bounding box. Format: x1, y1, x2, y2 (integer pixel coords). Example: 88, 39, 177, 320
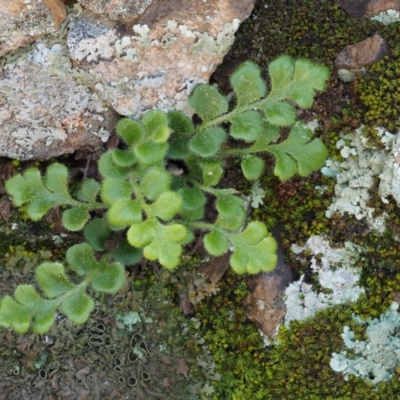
2, 56, 329, 332
0, 244, 124, 333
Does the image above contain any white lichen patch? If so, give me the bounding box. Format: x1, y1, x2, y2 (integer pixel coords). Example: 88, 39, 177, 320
323, 126, 387, 232
285, 236, 364, 326
379, 131, 400, 205
371, 9, 400, 25
331, 302, 400, 385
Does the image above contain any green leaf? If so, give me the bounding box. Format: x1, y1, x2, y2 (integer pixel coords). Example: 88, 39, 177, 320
239, 221, 268, 245
178, 187, 206, 220
267, 123, 328, 180
66, 243, 99, 275
268, 56, 329, 108
230, 111, 262, 142
0, 296, 31, 333
230, 62, 267, 107
26, 199, 57, 220
142, 110, 170, 143
62, 207, 89, 231
189, 84, 228, 121
200, 160, 224, 187
33, 308, 56, 334
75, 179, 101, 203
148, 191, 182, 221
134, 142, 168, 166
260, 102, 296, 126
215, 195, 246, 231
111, 149, 136, 168
142, 223, 187, 269
5, 174, 32, 206
189, 127, 227, 157
127, 220, 157, 248
204, 230, 229, 256
98, 151, 129, 180
108, 199, 142, 227
167, 110, 195, 135
36, 263, 74, 298
229, 223, 277, 274
167, 133, 191, 159
241, 155, 264, 180
116, 118, 146, 146
231, 236, 277, 274
44, 163, 69, 194
113, 239, 142, 265
83, 218, 112, 251
61, 290, 94, 324
14, 285, 41, 304
91, 260, 125, 293
140, 167, 171, 201
101, 178, 131, 204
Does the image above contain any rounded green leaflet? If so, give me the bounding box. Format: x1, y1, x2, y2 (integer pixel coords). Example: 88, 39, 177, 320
44, 163, 69, 194
239, 221, 268, 245
98, 151, 129, 180
5, 174, 31, 206
140, 167, 171, 201
200, 159, 223, 187
101, 178, 131, 204
26, 198, 57, 220
116, 118, 146, 146
108, 199, 142, 227
204, 230, 229, 256
134, 142, 168, 166
247, 238, 277, 274
36, 263, 75, 298
216, 195, 246, 231
178, 187, 206, 220
189, 127, 227, 158
164, 223, 188, 243
66, 243, 98, 276
167, 110, 194, 135
261, 102, 296, 126
127, 220, 156, 248
91, 261, 125, 293
75, 179, 101, 203
62, 207, 89, 231
241, 155, 264, 181
60, 290, 94, 324
113, 239, 142, 265
230, 248, 248, 274
142, 110, 169, 139
230, 111, 262, 142
148, 191, 182, 221
14, 285, 41, 305
189, 84, 228, 122
33, 307, 56, 334
111, 148, 136, 168
230, 61, 267, 107
83, 217, 112, 251
0, 296, 31, 333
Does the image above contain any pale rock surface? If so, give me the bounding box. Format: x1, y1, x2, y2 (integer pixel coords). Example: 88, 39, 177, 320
67, 0, 256, 117
0, 39, 118, 160
0, 0, 256, 160
0, 0, 66, 57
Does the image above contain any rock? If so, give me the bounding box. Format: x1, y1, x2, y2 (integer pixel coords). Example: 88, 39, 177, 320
244, 232, 292, 339
336, 0, 400, 19
0, 0, 66, 57
334, 33, 390, 70
67, 0, 256, 117
0, 0, 256, 160
0, 40, 118, 160
78, 0, 153, 22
